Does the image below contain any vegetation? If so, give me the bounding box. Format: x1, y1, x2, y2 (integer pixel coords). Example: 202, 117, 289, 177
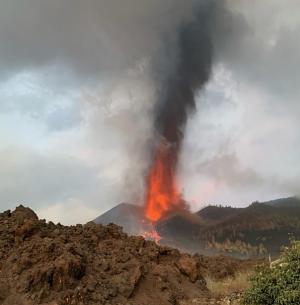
199, 203, 300, 258
242, 241, 300, 305
206, 239, 267, 257
206, 271, 251, 299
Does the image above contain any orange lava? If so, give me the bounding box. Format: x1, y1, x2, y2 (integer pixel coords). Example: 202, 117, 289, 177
142, 228, 161, 244
144, 142, 182, 222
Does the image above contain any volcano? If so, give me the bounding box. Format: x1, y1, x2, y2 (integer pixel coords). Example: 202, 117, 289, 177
94, 203, 149, 235
94, 197, 300, 257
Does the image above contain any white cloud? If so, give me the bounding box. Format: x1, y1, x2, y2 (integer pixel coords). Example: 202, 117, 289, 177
180, 63, 300, 209
36, 199, 100, 225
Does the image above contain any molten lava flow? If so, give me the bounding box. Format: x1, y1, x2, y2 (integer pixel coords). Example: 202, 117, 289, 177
142, 228, 161, 244
145, 142, 183, 222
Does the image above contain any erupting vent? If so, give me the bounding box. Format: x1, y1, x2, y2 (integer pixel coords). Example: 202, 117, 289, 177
145, 142, 185, 223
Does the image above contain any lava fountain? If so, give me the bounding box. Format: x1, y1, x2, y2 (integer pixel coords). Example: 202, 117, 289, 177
145, 140, 185, 223
143, 140, 187, 243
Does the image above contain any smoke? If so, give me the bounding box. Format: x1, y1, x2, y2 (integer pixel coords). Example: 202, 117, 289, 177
1, 0, 299, 222
154, 2, 214, 148
143, 1, 219, 221
145, 1, 216, 200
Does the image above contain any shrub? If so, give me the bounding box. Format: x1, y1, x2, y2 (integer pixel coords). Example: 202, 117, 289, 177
242, 241, 300, 305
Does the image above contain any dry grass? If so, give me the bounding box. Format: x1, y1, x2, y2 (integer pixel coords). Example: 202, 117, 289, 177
206, 271, 252, 299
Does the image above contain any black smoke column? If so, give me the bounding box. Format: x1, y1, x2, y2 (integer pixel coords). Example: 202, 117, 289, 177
145, 2, 215, 222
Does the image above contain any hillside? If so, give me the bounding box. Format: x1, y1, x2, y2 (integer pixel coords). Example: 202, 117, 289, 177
196, 206, 243, 224
95, 197, 300, 258
0, 205, 255, 305
198, 202, 300, 257
93, 203, 149, 235
260, 196, 300, 207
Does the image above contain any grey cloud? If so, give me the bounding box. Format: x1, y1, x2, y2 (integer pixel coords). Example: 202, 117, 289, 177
43, 102, 83, 132
277, 176, 300, 198
0, 146, 126, 223
188, 149, 298, 201
0, 0, 299, 221
214, 0, 300, 101
0, 148, 100, 211
0, 0, 196, 85
0, 94, 83, 132
197, 153, 264, 188
1, 0, 299, 100
0, 73, 84, 132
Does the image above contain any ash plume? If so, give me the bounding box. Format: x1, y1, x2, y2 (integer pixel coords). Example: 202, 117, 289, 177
148, 2, 215, 187
154, 3, 214, 148
144, 1, 216, 220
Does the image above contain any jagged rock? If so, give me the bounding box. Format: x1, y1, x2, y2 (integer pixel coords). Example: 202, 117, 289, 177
0, 206, 211, 305
0, 205, 256, 305
176, 255, 199, 283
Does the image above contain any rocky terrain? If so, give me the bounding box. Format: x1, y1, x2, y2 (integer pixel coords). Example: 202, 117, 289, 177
0, 206, 256, 305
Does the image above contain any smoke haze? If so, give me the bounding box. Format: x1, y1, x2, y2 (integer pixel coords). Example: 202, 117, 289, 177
0, 0, 299, 223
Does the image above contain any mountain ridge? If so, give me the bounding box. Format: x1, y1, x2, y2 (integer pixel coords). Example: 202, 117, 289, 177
94, 196, 300, 257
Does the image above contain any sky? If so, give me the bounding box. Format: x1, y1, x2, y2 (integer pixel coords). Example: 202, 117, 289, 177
0, 0, 299, 224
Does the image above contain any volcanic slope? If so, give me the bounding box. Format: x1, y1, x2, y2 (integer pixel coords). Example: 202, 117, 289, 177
96, 197, 300, 257
160, 197, 300, 257
0, 205, 255, 305
93, 203, 147, 235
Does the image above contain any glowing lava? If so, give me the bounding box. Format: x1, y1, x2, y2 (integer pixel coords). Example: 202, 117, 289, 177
142, 227, 161, 244
145, 141, 184, 223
